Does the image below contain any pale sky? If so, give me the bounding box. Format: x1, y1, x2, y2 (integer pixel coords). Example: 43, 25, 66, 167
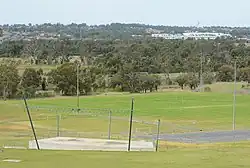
0, 0, 249, 26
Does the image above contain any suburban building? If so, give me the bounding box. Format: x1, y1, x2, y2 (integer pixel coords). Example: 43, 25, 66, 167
152, 32, 232, 40
182, 32, 232, 40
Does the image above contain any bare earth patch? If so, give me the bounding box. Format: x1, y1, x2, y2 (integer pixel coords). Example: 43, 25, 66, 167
0, 124, 29, 131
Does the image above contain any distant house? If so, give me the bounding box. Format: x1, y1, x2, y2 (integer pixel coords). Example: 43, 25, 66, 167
151, 32, 232, 40
152, 33, 183, 39
182, 32, 232, 40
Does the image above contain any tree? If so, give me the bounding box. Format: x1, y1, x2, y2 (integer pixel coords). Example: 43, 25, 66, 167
186, 73, 199, 90
23, 39, 41, 64
41, 77, 47, 91
0, 63, 20, 99
203, 72, 215, 84
48, 63, 77, 95
176, 74, 188, 89
0, 28, 3, 37
217, 65, 234, 82
139, 73, 155, 93
48, 63, 97, 96
21, 68, 43, 88
239, 67, 250, 83
19, 68, 43, 97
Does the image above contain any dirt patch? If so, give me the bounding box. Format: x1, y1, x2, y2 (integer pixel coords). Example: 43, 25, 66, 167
0, 124, 30, 131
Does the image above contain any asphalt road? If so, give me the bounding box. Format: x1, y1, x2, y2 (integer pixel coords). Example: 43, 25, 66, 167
137, 130, 250, 143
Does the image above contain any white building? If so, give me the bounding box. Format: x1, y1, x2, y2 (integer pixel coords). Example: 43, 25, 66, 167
183, 32, 232, 40
152, 32, 232, 40
151, 33, 183, 39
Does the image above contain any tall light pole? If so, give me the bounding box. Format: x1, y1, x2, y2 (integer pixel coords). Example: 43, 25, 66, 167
233, 61, 237, 130
77, 63, 80, 110
200, 49, 204, 92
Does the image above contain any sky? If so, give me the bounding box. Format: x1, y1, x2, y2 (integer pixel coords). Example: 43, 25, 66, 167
0, 0, 249, 27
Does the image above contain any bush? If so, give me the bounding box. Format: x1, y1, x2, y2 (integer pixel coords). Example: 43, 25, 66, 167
203, 73, 215, 84
204, 86, 212, 92
16, 87, 36, 98
35, 90, 56, 98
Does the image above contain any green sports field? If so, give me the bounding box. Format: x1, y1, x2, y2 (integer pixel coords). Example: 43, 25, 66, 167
25, 91, 250, 130
1, 91, 250, 167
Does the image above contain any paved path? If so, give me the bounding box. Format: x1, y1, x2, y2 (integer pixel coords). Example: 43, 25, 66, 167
137, 130, 250, 143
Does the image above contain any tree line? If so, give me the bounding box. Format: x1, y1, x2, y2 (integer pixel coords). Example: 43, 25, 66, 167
1, 38, 250, 99
2, 23, 250, 39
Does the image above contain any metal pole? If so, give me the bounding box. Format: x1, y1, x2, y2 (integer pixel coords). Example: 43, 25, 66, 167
200, 49, 203, 92
56, 115, 60, 137
77, 63, 80, 111
233, 61, 236, 130
128, 97, 134, 152
23, 95, 40, 150
155, 119, 161, 152
108, 111, 112, 140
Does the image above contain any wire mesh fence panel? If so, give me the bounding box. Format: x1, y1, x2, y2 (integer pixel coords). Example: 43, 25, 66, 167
3, 100, 237, 150
0, 102, 35, 148
0, 103, 193, 149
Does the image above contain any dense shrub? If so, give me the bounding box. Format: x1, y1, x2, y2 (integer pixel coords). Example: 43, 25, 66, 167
204, 86, 212, 92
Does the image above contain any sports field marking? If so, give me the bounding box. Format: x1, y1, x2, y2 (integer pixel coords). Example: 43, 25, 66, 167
159, 104, 239, 110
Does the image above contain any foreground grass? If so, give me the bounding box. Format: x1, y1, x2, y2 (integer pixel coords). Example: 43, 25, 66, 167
1, 143, 250, 168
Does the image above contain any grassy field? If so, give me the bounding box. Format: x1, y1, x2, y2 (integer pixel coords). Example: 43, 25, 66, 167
1, 142, 250, 168
1, 91, 250, 144
26, 91, 250, 129
1, 91, 250, 167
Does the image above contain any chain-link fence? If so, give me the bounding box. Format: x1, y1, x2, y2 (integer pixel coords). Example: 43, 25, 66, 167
0, 103, 162, 150
3, 98, 244, 150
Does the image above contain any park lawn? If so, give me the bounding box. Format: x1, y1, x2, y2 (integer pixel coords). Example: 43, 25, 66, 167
1, 142, 250, 168
25, 91, 250, 129
2, 91, 250, 130
1, 91, 250, 147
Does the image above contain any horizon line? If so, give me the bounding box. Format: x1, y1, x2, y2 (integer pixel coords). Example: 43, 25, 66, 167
1, 22, 250, 28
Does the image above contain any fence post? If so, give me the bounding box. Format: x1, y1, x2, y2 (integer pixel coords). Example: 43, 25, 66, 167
56, 114, 60, 137
155, 119, 161, 152
108, 111, 112, 140
128, 97, 134, 152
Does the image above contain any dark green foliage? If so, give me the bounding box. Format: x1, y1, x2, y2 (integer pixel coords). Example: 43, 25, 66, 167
216, 65, 234, 82
175, 74, 188, 89
0, 28, 3, 37
47, 63, 102, 96
204, 86, 212, 92
203, 73, 215, 85
19, 68, 43, 98
2, 25, 250, 99
41, 77, 47, 91
186, 73, 199, 90
47, 63, 77, 96
21, 68, 42, 88
0, 63, 20, 99
239, 67, 250, 83
175, 73, 199, 90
